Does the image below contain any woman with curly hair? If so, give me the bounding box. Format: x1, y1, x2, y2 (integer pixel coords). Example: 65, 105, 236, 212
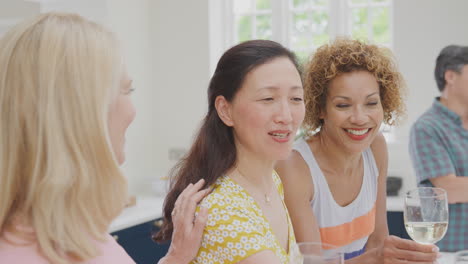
276, 38, 440, 263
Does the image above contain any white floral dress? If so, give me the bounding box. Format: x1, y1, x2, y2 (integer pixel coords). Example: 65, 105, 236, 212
191, 171, 302, 264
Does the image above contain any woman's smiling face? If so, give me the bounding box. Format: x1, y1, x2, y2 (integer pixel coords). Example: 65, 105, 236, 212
320, 70, 384, 153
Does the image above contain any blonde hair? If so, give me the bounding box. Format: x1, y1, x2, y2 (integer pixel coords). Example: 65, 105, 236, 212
303, 38, 406, 133
0, 12, 128, 263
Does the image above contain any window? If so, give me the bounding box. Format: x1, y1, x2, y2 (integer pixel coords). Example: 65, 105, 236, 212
347, 0, 392, 46
210, 0, 393, 63
234, 0, 273, 42
209, 0, 395, 142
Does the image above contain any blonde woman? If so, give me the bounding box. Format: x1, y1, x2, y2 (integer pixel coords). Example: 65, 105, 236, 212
0, 13, 207, 264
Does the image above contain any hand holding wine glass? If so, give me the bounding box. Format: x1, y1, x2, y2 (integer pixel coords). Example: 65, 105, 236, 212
404, 187, 448, 245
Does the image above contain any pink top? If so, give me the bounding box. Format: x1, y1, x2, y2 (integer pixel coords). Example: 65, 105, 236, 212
0, 227, 135, 264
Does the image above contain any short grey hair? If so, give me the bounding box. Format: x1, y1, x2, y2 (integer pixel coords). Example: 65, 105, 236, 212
434, 45, 468, 91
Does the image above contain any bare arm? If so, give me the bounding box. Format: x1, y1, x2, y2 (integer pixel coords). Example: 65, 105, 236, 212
275, 151, 321, 243
346, 133, 388, 264
365, 133, 389, 250
409, 121, 467, 203
430, 174, 468, 204
346, 134, 438, 264
157, 179, 210, 264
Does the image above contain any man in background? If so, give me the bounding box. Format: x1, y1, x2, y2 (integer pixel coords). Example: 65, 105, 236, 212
409, 45, 468, 252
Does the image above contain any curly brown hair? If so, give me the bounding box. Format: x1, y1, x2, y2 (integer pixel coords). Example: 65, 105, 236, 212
302, 38, 406, 133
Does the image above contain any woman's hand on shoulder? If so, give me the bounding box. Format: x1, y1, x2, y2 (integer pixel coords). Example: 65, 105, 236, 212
158, 179, 211, 264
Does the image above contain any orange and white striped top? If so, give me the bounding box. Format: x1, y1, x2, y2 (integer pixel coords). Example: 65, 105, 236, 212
293, 138, 378, 260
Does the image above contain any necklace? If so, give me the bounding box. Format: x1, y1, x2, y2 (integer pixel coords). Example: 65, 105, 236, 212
236, 167, 272, 205
264, 193, 271, 204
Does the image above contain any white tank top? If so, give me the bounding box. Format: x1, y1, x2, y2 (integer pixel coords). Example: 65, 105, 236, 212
293, 138, 379, 260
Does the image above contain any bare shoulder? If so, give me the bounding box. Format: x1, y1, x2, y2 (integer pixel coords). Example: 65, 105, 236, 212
275, 148, 314, 201
370, 132, 388, 174
276, 149, 310, 183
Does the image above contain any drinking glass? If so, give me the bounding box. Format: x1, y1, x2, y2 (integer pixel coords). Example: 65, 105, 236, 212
455, 250, 468, 264
404, 187, 448, 245
297, 242, 343, 264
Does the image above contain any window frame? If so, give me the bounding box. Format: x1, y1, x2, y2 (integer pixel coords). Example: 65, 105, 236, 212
209, 0, 393, 66
208, 0, 395, 142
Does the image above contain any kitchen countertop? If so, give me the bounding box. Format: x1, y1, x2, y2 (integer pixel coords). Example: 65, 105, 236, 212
109, 196, 165, 233
386, 195, 404, 212
439, 252, 454, 263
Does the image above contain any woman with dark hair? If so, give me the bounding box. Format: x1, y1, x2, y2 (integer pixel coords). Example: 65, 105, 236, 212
154, 40, 305, 263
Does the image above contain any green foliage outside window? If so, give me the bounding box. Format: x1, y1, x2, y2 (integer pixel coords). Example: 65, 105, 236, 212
257, 0, 271, 10
237, 15, 252, 42
235, 0, 390, 64
352, 7, 369, 41
372, 7, 389, 43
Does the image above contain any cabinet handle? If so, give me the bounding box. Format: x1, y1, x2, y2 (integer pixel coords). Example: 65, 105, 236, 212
154, 219, 164, 228
112, 235, 119, 241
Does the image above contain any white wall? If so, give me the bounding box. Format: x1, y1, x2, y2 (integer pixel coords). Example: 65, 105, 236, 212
0, 0, 159, 195
0, 0, 38, 18
105, 0, 155, 195
0, 0, 39, 35
146, 0, 210, 189
117, 0, 211, 195
390, 0, 468, 194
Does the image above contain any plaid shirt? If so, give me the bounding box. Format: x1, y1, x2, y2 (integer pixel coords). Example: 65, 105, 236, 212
409, 97, 468, 252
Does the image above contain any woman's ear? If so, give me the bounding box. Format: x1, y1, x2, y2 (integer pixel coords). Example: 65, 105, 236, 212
215, 95, 234, 127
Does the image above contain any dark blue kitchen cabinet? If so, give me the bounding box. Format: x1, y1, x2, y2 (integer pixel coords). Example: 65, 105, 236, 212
110, 218, 170, 264
387, 211, 410, 239
111, 213, 408, 264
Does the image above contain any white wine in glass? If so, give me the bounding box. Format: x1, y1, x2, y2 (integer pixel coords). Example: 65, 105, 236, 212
404, 187, 448, 245
404, 221, 448, 244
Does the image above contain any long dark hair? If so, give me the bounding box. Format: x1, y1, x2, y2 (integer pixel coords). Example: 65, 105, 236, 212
153, 39, 299, 242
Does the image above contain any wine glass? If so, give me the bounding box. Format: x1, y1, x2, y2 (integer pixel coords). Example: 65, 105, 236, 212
297, 242, 343, 264
404, 187, 448, 245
